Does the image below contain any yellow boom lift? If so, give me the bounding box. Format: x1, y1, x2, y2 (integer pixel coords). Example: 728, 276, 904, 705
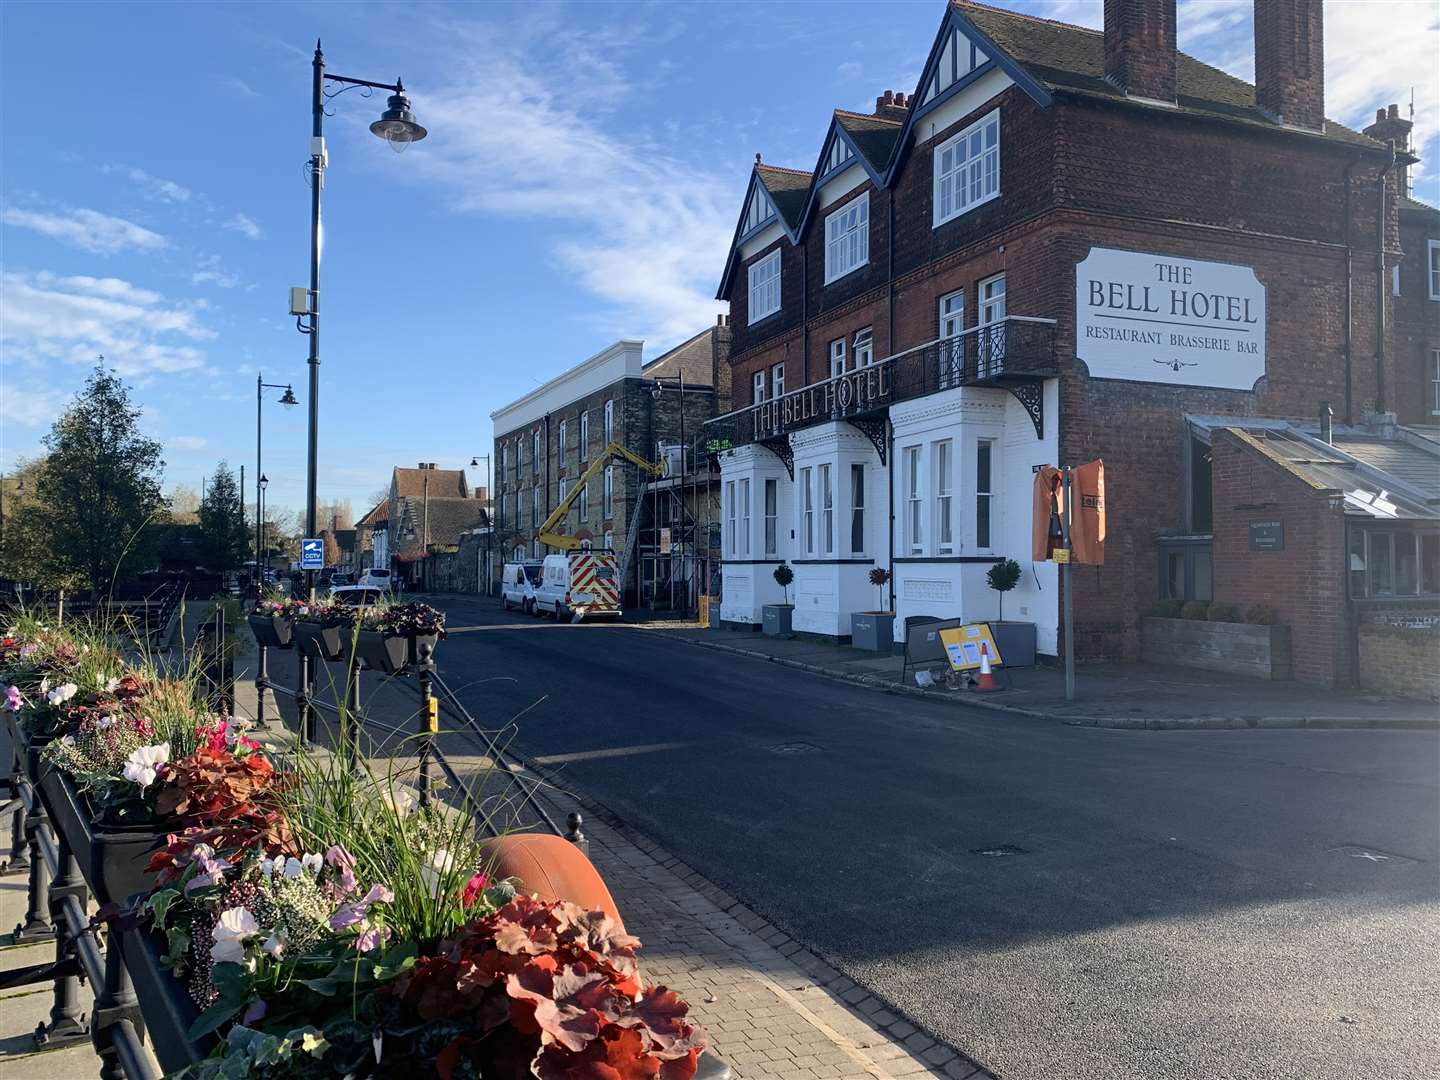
536, 441, 665, 551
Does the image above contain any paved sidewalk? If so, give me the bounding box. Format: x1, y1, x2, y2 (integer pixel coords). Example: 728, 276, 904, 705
651, 625, 1439, 730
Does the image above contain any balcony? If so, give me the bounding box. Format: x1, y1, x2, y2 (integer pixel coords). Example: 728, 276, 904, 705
704, 316, 1056, 470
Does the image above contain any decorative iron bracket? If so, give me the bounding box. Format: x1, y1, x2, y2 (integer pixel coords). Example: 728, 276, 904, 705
759, 437, 794, 480
1005, 379, 1044, 439
845, 416, 889, 465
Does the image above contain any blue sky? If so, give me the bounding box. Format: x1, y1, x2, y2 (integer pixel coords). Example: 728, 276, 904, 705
3, 0, 1436, 520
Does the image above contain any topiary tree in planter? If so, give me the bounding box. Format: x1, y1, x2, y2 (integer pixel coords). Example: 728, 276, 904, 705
986, 558, 1021, 621
868, 567, 891, 613
773, 563, 794, 605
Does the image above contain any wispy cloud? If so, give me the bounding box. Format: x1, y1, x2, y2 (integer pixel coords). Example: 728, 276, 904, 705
218, 75, 259, 99
166, 435, 208, 451
404, 12, 729, 345
1, 206, 167, 255
192, 254, 241, 289
102, 164, 193, 203
224, 212, 262, 239
1, 270, 213, 379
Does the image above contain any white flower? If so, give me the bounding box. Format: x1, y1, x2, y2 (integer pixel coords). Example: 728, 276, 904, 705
97, 714, 117, 730
261, 931, 286, 960
209, 906, 258, 965
301, 853, 323, 876
46, 682, 77, 706
283, 856, 304, 879
381, 788, 415, 816
259, 857, 276, 880
418, 848, 455, 899
40, 677, 50, 693
122, 743, 170, 789
104, 677, 121, 693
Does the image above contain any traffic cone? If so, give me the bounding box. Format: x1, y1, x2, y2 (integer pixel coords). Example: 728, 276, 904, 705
975, 642, 999, 692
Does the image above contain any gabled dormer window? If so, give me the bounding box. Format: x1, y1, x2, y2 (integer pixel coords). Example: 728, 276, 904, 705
748, 250, 781, 323
934, 109, 999, 227
743, 184, 775, 235
823, 135, 855, 175
918, 23, 987, 108
825, 191, 869, 284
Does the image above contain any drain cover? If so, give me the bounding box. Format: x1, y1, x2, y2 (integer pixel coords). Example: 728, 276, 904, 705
971, 844, 1028, 857
763, 742, 825, 755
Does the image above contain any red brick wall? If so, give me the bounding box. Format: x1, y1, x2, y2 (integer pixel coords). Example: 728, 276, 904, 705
1210, 428, 1350, 687
1394, 207, 1440, 425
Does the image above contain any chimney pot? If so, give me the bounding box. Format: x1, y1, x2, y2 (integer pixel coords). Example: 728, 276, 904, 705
895, 91, 906, 106
883, 89, 894, 105
1388, 103, 1399, 120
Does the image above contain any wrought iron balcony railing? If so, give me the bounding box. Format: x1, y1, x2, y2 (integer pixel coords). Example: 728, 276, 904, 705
704, 316, 1056, 466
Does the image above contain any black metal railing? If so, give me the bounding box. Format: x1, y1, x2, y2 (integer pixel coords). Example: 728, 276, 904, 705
704, 316, 1056, 453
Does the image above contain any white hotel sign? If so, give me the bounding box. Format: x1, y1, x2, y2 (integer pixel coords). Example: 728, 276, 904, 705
1076, 248, 1266, 390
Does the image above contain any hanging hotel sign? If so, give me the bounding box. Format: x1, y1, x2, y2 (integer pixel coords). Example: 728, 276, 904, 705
752, 362, 893, 440
1076, 248, 1265, 390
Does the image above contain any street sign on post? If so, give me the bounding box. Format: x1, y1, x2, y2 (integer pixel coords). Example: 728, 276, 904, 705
301, 538, 324, 570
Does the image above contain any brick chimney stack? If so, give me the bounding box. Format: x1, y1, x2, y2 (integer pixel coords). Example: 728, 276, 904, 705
1254, 0, 1325, 130
1103, 0, 1177, 102
1364, 103, 1414, 196
874, 89, 909, 122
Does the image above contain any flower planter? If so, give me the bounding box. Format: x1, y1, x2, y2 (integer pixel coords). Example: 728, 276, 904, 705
990, 621, 1037, 667
355, 629, 408, 674
292, 620, 348, 663
1140, 616, 1293, 680
120, 923, 214, 1073
247, 613, 294, 650
37, 764, 162, 905
850, 612, 895, 652
762, 604, 794, 639
406, 631, 440, 666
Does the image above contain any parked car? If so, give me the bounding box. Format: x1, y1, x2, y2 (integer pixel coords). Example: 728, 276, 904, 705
329, 585, 389, 607
534, 551, 622, 622
501, 561, 543, 615
358, 568, 392, 589
328, 573, 354, 589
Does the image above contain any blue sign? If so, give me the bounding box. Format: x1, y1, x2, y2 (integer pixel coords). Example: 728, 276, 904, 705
300, 538, 324, 570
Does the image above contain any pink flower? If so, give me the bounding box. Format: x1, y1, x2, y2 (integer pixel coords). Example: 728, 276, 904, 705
461, 872, 489, 908
325, 846, 356, 895
329, 883, 393, 930
5, 685, 23, 711
355, 925, 392, 953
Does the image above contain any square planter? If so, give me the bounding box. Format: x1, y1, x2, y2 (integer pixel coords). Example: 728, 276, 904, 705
356, 629, 408, 673
762, 604, 794, 639
246, 612, 294, 650
292, 620, 348, 663
37, 764, 163, 905
120, 923, 214, 1071
851, 612, 895, 652
990, 621, 1036, 667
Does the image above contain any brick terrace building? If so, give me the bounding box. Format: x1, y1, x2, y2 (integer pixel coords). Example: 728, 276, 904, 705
491, 322, 731, 606
708, 0, 1439, 685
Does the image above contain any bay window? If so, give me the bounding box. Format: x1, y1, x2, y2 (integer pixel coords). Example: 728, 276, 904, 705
935, 440, 953, 553
800, 467, 814, 555
975, 439, 993, 549
725, 482, 736, 555
764, 478, 778, 556
739, 479, 752, 556
820, 464, 834, 555
905, 446, 923, 554
850, 463, 865, 554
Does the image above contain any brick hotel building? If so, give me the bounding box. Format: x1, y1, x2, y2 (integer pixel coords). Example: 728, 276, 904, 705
708, 0, 1440, 688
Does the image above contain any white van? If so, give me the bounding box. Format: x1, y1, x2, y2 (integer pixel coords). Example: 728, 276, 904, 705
501, 561, 543, 614
534, 551, 622, 621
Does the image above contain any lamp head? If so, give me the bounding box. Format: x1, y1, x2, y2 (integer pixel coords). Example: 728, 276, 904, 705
259, 474, 269, 491
279, 386, 299, 409
370, 84, 427, 152
470, 457, 480, 467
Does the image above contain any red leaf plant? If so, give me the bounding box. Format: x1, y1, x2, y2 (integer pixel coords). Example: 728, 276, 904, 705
392, 895, 706, 1080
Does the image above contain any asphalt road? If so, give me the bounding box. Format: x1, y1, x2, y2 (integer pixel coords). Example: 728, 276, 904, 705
265, 596, 1440, 1080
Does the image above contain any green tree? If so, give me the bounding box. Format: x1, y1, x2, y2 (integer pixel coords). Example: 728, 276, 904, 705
0, 457, 83, 590
32, 364, 168, 594
198, 461, 249, 573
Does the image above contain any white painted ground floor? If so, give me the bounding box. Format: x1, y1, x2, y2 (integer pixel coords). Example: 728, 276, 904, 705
716, 381, 1060, 653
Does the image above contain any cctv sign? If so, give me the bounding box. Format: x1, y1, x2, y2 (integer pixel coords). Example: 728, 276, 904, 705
1077, 248, 1265, 390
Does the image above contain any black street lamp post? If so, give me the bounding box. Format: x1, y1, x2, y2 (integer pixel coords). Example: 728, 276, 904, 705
255, 376, 297, 585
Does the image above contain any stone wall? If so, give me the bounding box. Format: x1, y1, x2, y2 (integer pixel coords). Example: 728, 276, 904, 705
1141, 616, 1293, 680
1358, 619, 1440, 700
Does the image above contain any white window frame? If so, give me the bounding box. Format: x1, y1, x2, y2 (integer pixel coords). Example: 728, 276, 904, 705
516, 437, 524, 473
532, 430, 540, 470
753, 371, 766, 405
978, 273, 1007, 378
934, 109, 1000, 228
905, 446, 923, 554
558, 419, 567, 457
850, 463, 866, 555
559, 477, 568, 505
854, 327, 873, 368
938, 288, 966, 386
939, 289, 965, 338
764, 478, 778, 556
579, 480, 589, 521
739, 479, 752, 556
532, 483, 541, 529
772, 363, 785, 399
603, 466, 614, 517
748, 249, 781, 323
935, 440, 954, 554
800, 467, 814, 555
1429, 239, 1440, 301
820, 464, 834, 555
518, 486, 527, 528
975, 439, 994, 551
579, 411, 589, 461
1431, 349, 1440, 417
725, 481, 736, 555
829, 337, 847, 378
604, 399, 614, 443
824, 191, 870, 284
